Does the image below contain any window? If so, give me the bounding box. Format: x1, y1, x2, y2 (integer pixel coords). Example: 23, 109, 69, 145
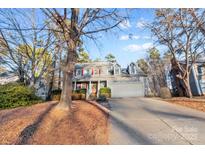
76, 83, 81, 89
115, 66, 120, 75
100, 81, 106, 88
84, 69, 90, 76
81, 83, 87, 89
198, 66, 204, 75
108, 66, 114, 75
130, 64, 136, 74
76, 69, 81, 76
94, 69, 99, 75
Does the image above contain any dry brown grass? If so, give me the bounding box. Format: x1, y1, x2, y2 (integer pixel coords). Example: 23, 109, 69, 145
165, 98, 205, 112
0, 101, 108, 145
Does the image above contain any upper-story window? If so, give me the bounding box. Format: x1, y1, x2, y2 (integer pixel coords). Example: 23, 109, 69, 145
84, 69, 90, 76
130, 63, 136, 74
76, 69, 82, 76
108, 66, 114, 75
114, 65, 121, 75
198, 66, 204, 75
94, 69, 99, 75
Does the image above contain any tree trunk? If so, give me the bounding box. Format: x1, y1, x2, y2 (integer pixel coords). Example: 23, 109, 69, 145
58, 46, 76, 109
18, 69, 25, 83
29, 78, 35, 87
57, 8, 79, 110
183, 77, 193, 98
46, 56, 56, 101
46, 79, 54, 101
58, 69, 73, 109
58, 50, 62, 90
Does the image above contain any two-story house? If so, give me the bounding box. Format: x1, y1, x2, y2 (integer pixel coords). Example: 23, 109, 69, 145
72, 61, 146, 98
169, 60, 205, 96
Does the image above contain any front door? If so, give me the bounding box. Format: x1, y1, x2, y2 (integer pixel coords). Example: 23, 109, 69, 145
91, 82, 97, 96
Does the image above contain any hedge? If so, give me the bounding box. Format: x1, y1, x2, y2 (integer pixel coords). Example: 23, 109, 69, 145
74, 88, 86, 94
99, 87, 111, 98
51, 88, 87, 101
0, 83, 41, 109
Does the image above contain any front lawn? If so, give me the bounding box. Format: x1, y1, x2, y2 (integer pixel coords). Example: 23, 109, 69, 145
0, 101, 108, 144
163, 97, 205, 112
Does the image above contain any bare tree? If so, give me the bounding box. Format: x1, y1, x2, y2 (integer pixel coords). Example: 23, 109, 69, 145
0, 9, 56, 88
188, 9, 205, 36
137, 47, 168, 96
42, 8, 126, 109
149, 9, 205, 98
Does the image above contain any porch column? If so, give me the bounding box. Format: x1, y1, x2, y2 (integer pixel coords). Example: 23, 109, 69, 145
97, 80, 100, 97
86, 81, 90, 100
74, 81, 76, 91
89, 81, 92, 94
86, 80, 91, 100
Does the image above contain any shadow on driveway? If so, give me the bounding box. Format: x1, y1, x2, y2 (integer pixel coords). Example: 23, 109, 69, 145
110, 112, 154, 145
143, 107, 205, 122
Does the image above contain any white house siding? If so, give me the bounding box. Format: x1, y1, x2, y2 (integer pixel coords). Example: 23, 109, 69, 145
73, 61, 146, 98
0, 75, 19, 85
108, 80, 144, 98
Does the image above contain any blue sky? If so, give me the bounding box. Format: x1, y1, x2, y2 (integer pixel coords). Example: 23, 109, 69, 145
0, 9, 165, 68
83, 8, 164, 68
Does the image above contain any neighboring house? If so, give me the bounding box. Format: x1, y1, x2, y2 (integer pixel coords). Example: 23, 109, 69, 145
144, 59, 172, 97
72, 61, 146, 98
34, 80, 49, 100
169, 60, 205, 96
0, 71, 19, 85
0, 71, 48, 99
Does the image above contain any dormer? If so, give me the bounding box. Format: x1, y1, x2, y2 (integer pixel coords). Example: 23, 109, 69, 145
114, 63, 121, 75
128, 62, 137, 75
107, 65, 114, 75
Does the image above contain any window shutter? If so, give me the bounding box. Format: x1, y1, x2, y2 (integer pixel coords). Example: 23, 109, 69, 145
92, 68, 94, 75
82, 69, 84, 76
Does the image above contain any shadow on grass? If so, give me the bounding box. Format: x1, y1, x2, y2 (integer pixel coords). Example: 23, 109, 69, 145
67, 105, 109, 144
0, 108, 25, 125
15, 103, 57, 145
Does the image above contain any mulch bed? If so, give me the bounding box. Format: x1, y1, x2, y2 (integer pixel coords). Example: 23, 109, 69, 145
164, 97, 205, 112
0, 101, 108, 145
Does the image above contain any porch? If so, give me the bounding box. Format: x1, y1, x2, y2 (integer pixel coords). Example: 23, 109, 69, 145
72, 80, 107, 99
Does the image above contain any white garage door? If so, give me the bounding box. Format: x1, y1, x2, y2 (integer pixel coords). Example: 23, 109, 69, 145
109, 81, 144, 98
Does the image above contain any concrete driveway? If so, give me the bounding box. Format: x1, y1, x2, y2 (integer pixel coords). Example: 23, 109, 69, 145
108, 97, 205, 145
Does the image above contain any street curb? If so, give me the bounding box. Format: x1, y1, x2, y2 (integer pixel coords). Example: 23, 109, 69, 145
86, 100, 110, 114
86, 100, 128, 127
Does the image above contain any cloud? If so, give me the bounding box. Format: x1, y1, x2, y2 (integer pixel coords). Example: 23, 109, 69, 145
123, 42, 153, 52
142, 42, 153, 49
143, 36, 151, 39
124, 44, 141, 52
136, 19, 147, 29
132, 35, 140, 40
119, 35, 129, 40
119, 20, 131, 29
119, 34, 140, 40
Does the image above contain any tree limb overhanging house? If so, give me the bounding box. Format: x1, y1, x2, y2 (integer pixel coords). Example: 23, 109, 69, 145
169, 59, 205, 96
149, 9, 205, 98
0, 60, 148, 99
2, 8, 205, 101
